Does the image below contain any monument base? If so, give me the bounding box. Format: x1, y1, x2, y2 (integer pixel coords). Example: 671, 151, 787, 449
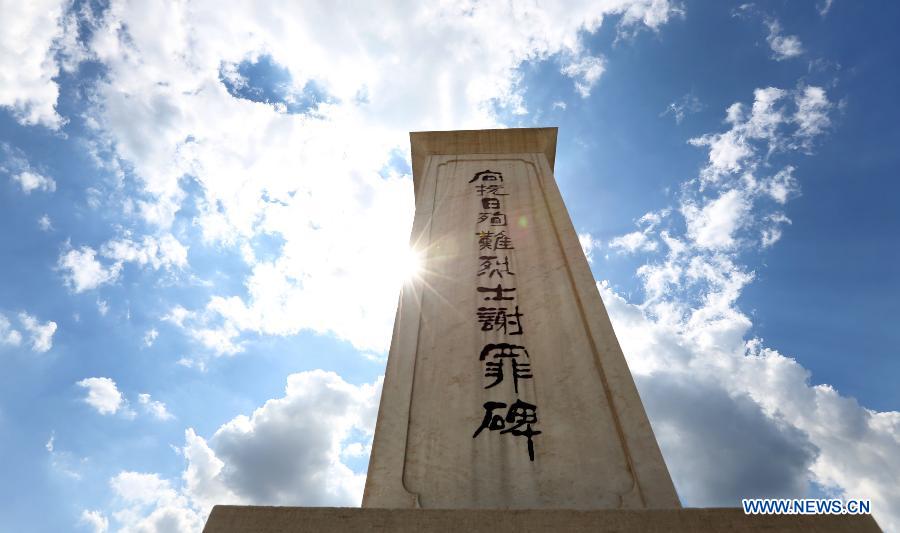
203, 505, 880, 532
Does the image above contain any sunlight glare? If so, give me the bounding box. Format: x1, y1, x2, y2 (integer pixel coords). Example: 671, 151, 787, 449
398, 247, 423, 282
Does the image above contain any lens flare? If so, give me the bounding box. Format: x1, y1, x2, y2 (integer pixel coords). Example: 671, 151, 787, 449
399, 247, 423, 282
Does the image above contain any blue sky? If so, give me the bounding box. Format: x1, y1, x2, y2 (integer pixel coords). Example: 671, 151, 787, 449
1, 1, 898, 531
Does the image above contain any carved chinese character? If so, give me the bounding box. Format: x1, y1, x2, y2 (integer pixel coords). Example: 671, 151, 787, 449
468, 169, 503, 183
479, 342, 530, 360
472, 399, 542, 461
477, 255, 515, 279
481, 197, 501, 210
475, 306, 524, 335
475, 231, 514, 251
477, 284, 516, 301
476, 212, 507, 226
475, 184, 508, 197
481, 352, 532, 393
493, 230, 514, 250
476, 231, 496, 251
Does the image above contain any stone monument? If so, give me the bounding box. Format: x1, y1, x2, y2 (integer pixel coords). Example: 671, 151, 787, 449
203, 128, 880, 532
363, 127, 678, 509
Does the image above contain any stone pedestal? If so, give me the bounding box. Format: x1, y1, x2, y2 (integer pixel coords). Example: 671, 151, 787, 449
203, 506, 881, 532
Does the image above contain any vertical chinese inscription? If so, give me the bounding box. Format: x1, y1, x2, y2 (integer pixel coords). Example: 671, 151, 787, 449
470, 169, 542, 461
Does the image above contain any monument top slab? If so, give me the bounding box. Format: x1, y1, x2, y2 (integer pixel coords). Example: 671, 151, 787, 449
409, 127, 557, 196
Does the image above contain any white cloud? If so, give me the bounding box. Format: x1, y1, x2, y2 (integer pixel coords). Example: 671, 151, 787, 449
609, 209, 668, 254
761, 166, 799, 204
766, 20, 803, 61
604, 281, 900, 530
77, 377, 124, 415
96, 299, 109, 316
12, 171, 56, 194
18, 312, 57, 353
660, 92, 704, 124
109, 472, 204, 533
578, 232, 600, 262
143, 328, 159, 347
99, 370, 381, 529
561, 54, 606, 98
597, 85, 899, 530
551, 101, 567, 110
79, 0, 681, 356
138, 393, 174, 421
86, 187, 103, 209
100, 233, 189, 270
79, 510, 108, 533
360, 351, 387, 364
794, 86, 832, 147
817, 0, 834, 17
341, 442, 372, 459
206, 370, 380, 505
688, 86, 830, 188
761, 213, 792, 248
58, 233, 188, 293
162, 306, 192, 329
683, 189, 751, 250
609, 230, 659, 253
0, 0, 71, 128
38, 214, 54, 231
0, 313, 23, 347
46, 431, 84, 481
58, 245, 122, 293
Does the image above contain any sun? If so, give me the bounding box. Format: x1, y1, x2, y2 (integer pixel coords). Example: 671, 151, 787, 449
398, 247, 423, 282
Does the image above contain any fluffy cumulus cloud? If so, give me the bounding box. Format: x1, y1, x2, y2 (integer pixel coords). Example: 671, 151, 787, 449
637, 373, 817, 503
58, 233, 188, 293
58, 246, 122, 293
77, 377, 125, 415
561, 54, 606, 98
608, 211, 666, 254
0, 0, 74, 128
67, 0, 681, 355
79, 510, 109, 533
682, 189, 750, 250
0, 313, 23, 347
138, 393, 174, 421
143, 328, 159, 347
666, 85, 831, 252
11, 170, 56, 194
38, 214, 54, 231
95, 371, 381, 531
18, 312, 58, 352
578, 232, 600, 262
0, 311, 56, 352
793, 86, 832, 147
108, 472, 204, 533
597, 86, 900, 530
766, 19, 803, 61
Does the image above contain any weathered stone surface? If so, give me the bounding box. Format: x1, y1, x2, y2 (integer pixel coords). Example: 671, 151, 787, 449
363, 128, 678, 509
203, 506, 882, 532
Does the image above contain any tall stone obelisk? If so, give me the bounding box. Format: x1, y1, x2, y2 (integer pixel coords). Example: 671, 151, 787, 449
203, 128, 880, 531
363, 127, 680, 509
